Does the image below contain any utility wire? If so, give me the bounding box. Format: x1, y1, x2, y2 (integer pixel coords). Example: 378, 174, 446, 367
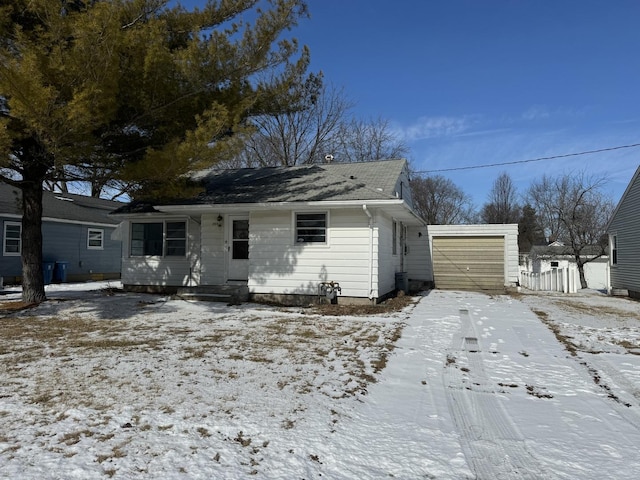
415, 142, 640, 174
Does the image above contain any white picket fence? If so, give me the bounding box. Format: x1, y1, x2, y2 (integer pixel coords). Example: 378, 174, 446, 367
520, 265, 580, 294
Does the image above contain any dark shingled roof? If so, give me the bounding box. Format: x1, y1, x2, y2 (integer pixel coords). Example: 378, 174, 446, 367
113, 159, 409, 214
529, 244, 608, 257
0, 183, 122, 225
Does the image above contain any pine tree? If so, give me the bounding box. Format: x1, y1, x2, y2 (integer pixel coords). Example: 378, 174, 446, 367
0, 0, 311, 303
517, 204, 545, 253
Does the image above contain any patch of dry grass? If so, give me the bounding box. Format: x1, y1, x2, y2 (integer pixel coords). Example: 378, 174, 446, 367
532, 309, 578, 356
0, 294, 408, 475
0, 301, 37, 314
550, 299, 640, 320
309, 293, 417, 316
614, 339, 640, 355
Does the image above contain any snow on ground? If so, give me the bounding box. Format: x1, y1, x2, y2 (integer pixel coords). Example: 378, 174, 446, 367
1, 282, 639, 479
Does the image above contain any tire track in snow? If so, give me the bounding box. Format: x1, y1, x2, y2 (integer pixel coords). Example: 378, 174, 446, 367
580, 355, 640, 430
444, 308, 556, 480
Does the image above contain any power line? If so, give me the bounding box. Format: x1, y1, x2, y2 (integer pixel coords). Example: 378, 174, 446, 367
415, 142, 640, 174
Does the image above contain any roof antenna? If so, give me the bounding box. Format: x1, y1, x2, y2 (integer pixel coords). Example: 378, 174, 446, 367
324, 154, 334, 163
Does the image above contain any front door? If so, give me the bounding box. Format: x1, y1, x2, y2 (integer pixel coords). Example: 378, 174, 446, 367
227, 215, 249, 281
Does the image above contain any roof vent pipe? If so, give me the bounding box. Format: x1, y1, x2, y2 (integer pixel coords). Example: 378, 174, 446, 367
324, 154, 334, 163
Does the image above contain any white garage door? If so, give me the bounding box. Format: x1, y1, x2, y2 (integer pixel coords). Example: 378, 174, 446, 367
432, 236, 505, 291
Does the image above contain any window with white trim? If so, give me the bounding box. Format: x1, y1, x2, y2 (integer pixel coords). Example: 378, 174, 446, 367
295, 213, 326, 244
87, 228, 104, 250
165, 222, 186, 256
610, 234, 618, 265
3, 222, 21, 256
130, 221, 186, 257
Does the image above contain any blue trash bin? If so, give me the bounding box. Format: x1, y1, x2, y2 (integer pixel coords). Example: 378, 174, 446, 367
42, 261, 55, 285
54, 261, 69, 283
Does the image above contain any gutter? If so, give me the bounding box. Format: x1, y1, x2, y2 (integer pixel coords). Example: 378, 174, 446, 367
363, 205, 374, 300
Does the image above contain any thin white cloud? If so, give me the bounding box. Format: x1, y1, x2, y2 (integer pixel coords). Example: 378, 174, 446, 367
520, 105, 590, 122
395, 115, 475, 141
521, 105, 551, 121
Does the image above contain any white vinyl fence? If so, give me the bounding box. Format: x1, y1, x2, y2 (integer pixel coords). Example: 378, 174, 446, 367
520, 265, 580, 294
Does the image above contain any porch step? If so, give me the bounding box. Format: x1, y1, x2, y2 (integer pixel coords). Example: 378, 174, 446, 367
175, 285, 249, 303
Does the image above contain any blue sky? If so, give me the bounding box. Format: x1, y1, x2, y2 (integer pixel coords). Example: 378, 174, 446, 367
183, 0, 640, 208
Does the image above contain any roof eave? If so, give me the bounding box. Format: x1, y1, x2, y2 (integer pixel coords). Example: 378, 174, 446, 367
606, 164, 640, 232
121, 199, 425, 225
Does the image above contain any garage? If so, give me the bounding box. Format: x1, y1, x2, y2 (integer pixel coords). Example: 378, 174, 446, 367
432, 236, 505, 290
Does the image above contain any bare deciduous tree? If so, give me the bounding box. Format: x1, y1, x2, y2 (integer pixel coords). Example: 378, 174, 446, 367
222, 77, 352, 167
526, 175, 564, 243
327, 117, 408, 163
222, 79, 407, 167
411, 175, 476, 224
480, 172, 521, 224
527, 172, 615, 288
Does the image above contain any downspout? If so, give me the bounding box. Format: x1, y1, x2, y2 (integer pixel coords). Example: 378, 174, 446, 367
363, 205, 374, 300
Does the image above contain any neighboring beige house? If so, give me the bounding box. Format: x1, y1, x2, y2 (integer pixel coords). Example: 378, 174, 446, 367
607, 165, 640, 298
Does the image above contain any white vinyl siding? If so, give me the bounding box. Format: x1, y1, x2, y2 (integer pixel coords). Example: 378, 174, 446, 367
121, 217, 200, 287
608, 167, 640, 293
248, 209, 373, 298
377, 214, 403, 297
405, 226, 431, 281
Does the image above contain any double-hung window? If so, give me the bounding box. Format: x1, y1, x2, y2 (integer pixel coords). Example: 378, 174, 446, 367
87, 229, 104, 250
165, 222, 186, 256
295, 213, 327, 244
3, 222, 21, 256
131, 221, 186, 257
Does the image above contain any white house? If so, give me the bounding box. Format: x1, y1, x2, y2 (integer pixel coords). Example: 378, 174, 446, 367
521, 242, 609, 291
112, 160, 430, 304
112, 159, 521, 304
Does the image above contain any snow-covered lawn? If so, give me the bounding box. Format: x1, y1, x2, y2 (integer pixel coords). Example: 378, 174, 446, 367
1, 283, 639, 479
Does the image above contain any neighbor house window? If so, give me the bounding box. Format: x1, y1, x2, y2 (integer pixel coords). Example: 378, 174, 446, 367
87, 229, 104, 250
3, 222, 21, 256
550, 261, 559, 268
295, 213, 326, 244
611, 234, 618, 265
131, 221, 186, 257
